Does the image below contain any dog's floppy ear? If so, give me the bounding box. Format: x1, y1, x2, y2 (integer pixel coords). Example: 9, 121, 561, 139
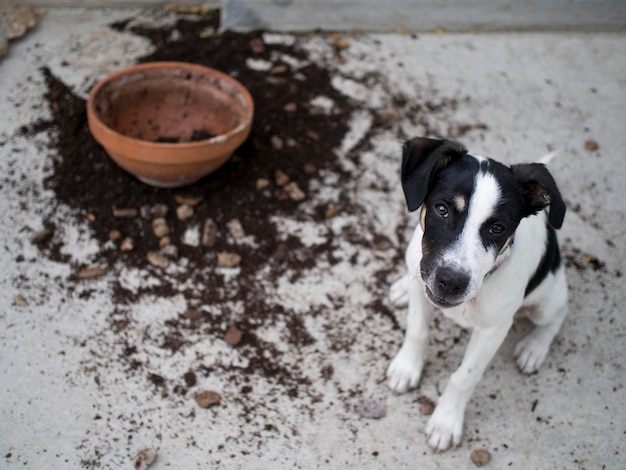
401, 137, 467, 212
511, 163, 566, 229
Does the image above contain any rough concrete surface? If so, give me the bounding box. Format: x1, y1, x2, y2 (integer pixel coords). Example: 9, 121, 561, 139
1, 7, 625, 470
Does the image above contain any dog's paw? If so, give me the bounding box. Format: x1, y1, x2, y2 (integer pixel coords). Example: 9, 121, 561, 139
389, 275, 409, 307
425, 403, 464, 452
514, 328, 551, 374
387, 348, 423, 394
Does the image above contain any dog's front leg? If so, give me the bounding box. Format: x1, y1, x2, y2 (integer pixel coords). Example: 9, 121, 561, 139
387, 276, 434, 394
426, 322, 511, 451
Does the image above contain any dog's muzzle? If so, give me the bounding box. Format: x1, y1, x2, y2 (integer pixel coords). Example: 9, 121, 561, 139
425, 267, 470, 308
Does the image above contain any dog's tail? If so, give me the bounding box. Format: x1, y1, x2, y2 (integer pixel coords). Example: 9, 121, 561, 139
539, 148, 561, 166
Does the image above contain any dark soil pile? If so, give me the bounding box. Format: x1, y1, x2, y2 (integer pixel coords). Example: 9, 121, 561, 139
30, 12, 393, 402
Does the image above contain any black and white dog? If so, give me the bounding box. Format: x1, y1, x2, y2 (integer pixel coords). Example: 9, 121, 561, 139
387, 137, 568, 451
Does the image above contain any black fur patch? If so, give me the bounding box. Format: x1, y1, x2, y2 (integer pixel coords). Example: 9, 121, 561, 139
525, 222, 562, 297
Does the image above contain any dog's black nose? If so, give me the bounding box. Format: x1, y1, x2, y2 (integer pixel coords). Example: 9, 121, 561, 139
434, 268, 470, 301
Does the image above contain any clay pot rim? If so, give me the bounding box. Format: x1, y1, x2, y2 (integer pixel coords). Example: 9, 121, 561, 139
86, 61, 255, 155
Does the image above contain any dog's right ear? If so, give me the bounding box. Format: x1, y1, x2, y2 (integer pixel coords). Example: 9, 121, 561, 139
401, 137, 467, 212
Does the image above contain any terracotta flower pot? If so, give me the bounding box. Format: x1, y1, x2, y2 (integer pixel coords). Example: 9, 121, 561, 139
87, 61, 254, 188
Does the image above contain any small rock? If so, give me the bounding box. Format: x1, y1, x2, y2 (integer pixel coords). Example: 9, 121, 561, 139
284, 102, 297, 113
226, 218, 245, 239
585, 139, 599, 151
133, 448, 157, 470
150, 204, 169, 218
152, 218, 169, 238
29, 228, 53, 245
330, 32, 350, 49
195, 390, 221, 408
112, 208, 137, 218
176, 204, 194, 221
303, 163, 317, 174
271, 135, 284, 150
249, 37, 265, 53
470, 448, 491, 467
161, 244, 179, 259
174, 195, 203, 206
418, 396, 436, 415
266, 76, 287, 85
217, 252, 241, 268
201, 218, 217, 247
86, 213, 96, 223
284, 182, 306, 201
182, 308, 203, 320
274, 169, 290, 186
108, 229, 122, 241
13, 295, 27, 307
256, 178, 270, 191
77, 267, 108, 279
306, 129, 320, 141
224, 324, 243, 346
356, 398, 386, 419
147, 251, 169, 269
286, 138, 299, 148
159, 236, 171, 248
378, 106, 400, 123
325, 205, 340, 219
120, 237, 134, 252
270, 64, 289, 74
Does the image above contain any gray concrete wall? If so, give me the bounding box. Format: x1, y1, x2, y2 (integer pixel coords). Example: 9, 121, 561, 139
28, 0, 626, 32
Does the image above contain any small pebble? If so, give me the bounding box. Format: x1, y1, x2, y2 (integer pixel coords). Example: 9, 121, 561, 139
470, 448, 491, 467
226, 218, 245, 239
585, 139, 599, 151
108, 229, 122, 241
201, 218, 217, 247
224, 324, 243, 346
330, 32, 350, 49
195, 390, 221, 408
418, 397, 436, 415
160, 244, 179, 259
147, 251, 169, 269
150, 204, 169, 218
112, 208, 137, 218
256, 178, 270, 191
152, 218, 169, 238
77, 267, 108, 279
217, 252, 241, 268
271, 135, 284, 150
120, 237, 134, 252
29, 228, 52, 244
284, 102, 297, 113
182, 308, 203, 320
133, 448, 157, 470
284, 181, 306, 201
249, 37, 265, 53
303, 162, 316, 174
176, 204, 194, 220
174, 195, 203, 206
274, 169, 290, 186
13, 295, 27, 306
325, 205, 339, 219
270, 64, 288, 74
86, 213, 96, 223
306, 129, 320, 141
159, 236, 171, 248
356, 398, 386, 419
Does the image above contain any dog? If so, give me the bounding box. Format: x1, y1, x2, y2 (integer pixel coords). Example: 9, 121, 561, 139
387, 137, 568, 451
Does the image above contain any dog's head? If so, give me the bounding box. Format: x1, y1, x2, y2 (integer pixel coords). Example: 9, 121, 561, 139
402, 137, 565, 308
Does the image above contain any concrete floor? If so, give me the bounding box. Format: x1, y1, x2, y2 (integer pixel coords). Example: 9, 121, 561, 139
1, 6, 625, 470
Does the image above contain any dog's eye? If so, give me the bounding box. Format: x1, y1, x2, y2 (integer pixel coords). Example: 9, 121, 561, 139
489, 223, 505, 234
435, 204, 449, 218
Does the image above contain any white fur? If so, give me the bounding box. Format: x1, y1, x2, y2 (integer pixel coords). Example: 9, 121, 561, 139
387, 192, 568, 452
